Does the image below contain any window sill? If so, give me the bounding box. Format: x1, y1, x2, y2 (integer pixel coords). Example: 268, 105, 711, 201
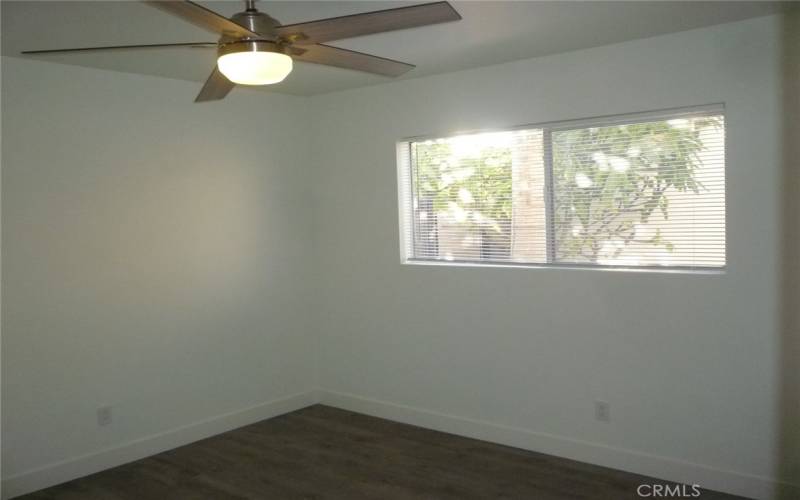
401, 258, 726, 275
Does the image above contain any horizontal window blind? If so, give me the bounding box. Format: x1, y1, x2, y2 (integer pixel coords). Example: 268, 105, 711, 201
398, 106, 726, 270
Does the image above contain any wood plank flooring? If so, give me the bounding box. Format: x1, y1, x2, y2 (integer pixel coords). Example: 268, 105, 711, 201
19, 405, 747, 500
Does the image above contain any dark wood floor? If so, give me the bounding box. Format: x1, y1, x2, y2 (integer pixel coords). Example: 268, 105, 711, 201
20, 404, 746, 500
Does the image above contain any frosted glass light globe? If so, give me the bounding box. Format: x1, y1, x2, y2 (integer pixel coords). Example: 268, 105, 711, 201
217, 51, 292, 85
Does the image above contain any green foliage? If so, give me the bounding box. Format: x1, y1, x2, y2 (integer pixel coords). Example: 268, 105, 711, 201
413, 139, 512, 234
552, 117, 719, 261
412, 117, 718, 262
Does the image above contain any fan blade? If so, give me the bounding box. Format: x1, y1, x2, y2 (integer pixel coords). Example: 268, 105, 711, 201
275, 1, 460, 45
195, 67, 235, 102
143, 1, 259, 39
21, 42, 216, 55
293, 44, 414, 77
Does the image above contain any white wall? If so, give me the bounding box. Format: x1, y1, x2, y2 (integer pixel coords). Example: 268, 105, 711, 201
1, 57, 317, 497
309, 16, 787, 499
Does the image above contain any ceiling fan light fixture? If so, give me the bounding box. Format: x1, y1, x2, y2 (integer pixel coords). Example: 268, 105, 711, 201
24, 1, 462, 101
217, 41, 292, 86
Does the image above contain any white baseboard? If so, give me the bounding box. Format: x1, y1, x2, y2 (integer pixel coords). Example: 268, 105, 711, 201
319, 390, 790, 500
1, 390, 321, 500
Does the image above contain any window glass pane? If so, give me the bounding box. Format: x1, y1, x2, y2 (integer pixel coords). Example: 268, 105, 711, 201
410, 130, 546, 263
551, 115, 725, 267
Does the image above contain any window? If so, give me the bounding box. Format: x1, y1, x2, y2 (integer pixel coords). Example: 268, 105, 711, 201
398, 106, 725, 270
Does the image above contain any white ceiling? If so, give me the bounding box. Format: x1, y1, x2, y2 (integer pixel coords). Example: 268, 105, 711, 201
1, 1, 784, 96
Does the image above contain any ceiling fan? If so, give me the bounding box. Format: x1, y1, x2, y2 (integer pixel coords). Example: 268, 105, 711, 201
22, 0, 462, 102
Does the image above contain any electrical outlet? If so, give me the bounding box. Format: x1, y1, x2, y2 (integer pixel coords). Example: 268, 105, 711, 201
97, 406, 113, 427
594, 401, 610, 422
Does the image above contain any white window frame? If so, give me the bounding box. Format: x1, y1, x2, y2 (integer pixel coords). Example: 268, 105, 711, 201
397, 104, 727, 274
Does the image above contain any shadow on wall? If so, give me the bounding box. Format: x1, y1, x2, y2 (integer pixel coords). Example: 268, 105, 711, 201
779, 6, 800, 499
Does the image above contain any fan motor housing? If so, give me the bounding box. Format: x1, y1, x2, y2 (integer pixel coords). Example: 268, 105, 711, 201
218, 39, 290, 58
229, 10, 280, 41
